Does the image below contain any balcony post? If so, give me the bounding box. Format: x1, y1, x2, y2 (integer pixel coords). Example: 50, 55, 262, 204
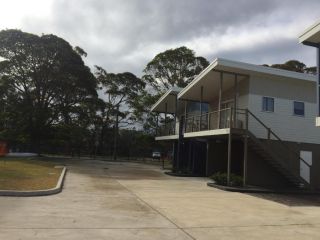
267, 128, 271, 140
243, 109, 248, 186
192, 116, 194, 132
177, 115, 184, 172
200, 86, 203, 131
174, 96, 178, 135
156, 114, 159, 135
218, 72, 223, 129
184, 100, 188, 132
165, 102, 168, 135
233, 74, 238, 128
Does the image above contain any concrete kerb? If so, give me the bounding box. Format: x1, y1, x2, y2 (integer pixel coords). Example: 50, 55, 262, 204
207, 182, 320, 195
0, 166, 67, 197
165, 171, 203, 177
207, 182, 275, 193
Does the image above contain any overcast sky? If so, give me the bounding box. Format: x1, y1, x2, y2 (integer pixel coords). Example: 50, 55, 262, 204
0, 0, 319, 76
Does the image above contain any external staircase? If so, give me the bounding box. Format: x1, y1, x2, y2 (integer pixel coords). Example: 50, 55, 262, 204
243, 109, 311, 189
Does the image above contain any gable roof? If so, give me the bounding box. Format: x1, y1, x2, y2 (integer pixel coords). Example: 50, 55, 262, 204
178, 58, 316, 99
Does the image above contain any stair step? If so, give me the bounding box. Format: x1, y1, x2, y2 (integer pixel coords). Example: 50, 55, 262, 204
247, 130, 308, 187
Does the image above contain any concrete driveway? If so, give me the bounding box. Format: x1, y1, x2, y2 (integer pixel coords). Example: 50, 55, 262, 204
1, 159, 320, 240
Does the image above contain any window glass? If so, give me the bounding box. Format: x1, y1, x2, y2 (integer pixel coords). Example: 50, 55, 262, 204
262, 97, 274, 112
187, 102, 208, 115
294, 101, 304, 116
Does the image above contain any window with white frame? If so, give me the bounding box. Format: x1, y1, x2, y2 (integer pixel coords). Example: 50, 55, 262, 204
262, 97, 274, 112
293, 101, 305, 116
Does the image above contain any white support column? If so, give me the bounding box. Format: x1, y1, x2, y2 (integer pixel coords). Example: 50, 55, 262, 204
227, 128, 232, 186
218, 72, 223, 129
317, 48, 320, 126
317, 47, 320, 116
243, 109, 248, 186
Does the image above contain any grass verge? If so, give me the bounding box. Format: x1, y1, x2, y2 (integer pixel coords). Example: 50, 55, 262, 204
0, 158, 62, 191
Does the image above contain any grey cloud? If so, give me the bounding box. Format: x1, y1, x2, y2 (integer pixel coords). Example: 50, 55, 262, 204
213, 38, 317, 67
20, 0, 320, 75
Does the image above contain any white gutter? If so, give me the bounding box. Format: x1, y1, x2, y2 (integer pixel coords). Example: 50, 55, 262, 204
298, 19, 320, 44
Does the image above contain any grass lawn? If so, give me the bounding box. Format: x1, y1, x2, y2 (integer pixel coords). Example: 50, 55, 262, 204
0, 158, 62, 191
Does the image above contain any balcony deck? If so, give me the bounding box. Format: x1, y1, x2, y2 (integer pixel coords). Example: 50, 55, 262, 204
184, 128, 230, 138
155, 108, 246, 140
155, 135, 179, 141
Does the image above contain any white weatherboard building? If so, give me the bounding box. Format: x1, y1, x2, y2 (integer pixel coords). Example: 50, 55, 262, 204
299, 20, 320, 126
152, 58, 320, 189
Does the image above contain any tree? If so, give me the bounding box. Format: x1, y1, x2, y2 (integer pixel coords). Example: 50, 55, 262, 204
305, 66, 317, 74
0, 29, 97, 153
140, 47, 209, 135
265, 60, 316, 74
94, 66, 146, 159
136, 92, 163, 135
143, 46, 209, 92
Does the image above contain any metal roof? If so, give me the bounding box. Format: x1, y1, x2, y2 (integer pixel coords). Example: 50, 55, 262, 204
298, 19, 320, 45
178, 58, 316, 100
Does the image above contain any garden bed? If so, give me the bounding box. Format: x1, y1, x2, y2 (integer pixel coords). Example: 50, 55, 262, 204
0, 158, 63, 191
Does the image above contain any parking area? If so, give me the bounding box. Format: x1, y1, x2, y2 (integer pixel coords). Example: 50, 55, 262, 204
1, 159, 320, 240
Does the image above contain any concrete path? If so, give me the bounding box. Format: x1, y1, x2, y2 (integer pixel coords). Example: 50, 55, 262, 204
1, 160, 320, 239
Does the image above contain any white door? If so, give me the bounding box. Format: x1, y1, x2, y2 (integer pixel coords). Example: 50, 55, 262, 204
300, 151, 312, 183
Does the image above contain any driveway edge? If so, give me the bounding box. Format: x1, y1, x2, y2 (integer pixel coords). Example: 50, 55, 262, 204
207, 182, 320, 195
0, 166, 67, 197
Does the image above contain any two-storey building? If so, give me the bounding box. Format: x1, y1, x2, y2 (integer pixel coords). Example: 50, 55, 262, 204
152, 58, 320, 189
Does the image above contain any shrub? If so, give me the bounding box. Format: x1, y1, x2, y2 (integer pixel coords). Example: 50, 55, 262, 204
210, 172, 243, 187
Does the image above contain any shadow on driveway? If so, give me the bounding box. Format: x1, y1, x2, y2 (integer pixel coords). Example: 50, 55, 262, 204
247, 193, 320, 207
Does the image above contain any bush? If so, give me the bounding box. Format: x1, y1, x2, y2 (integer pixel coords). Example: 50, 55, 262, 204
210, 172, 243, 187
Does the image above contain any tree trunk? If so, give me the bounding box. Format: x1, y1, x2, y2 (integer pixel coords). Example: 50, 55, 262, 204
112, 107, 119, 161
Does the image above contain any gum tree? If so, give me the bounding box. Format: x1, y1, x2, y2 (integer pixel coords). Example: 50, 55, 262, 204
0, 29, 97, 153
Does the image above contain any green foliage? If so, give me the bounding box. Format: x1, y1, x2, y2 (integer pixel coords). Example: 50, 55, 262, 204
116, 129, 156, 158
265, 60, 316, 74
95, 66, 145, 117
94, 66, 146, 158
74, 46, 87, 57
210, 172, 243, 187
143, 46, 209, 92
137, 92, 163, 134
140, 46, 209, 135
0, 29, 98, 153
305, 66, 317, 74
